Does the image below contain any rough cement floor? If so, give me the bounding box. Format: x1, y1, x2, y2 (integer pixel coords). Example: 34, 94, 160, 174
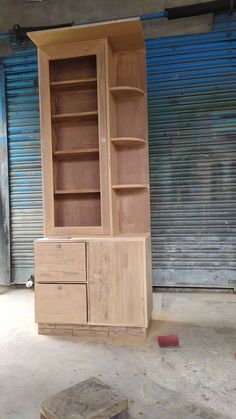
0, 287, 235, 419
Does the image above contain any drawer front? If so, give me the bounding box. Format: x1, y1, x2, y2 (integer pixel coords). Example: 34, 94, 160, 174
35, 284, 87, 324
35, 242, 86, 282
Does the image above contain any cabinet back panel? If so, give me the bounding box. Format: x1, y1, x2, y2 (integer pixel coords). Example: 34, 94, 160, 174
56, 157, 100, 190
116, 147, 148, 184
55, 195, 101, 227
115, 50, 146, 90
115, 97, 146, 138
53, 120, 99, 151
117, 190, 150, 234
51, 90, 98, 115
49, 55, 96, 81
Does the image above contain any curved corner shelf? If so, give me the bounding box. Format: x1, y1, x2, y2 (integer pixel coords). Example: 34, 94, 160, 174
110, 86, 145, 99
112, 184, 148, 191
111, 137, 146, 147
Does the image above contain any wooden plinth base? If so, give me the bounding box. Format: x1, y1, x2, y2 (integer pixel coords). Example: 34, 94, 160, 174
38, 323, 148, 338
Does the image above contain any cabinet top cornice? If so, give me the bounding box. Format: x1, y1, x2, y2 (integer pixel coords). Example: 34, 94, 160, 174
27, 18, 145, 51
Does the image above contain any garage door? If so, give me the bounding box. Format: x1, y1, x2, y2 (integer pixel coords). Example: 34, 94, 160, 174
147, 12, 236, 288
2, 34, 43, 284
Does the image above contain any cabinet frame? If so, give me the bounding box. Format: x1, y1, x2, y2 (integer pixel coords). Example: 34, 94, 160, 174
39, 39, 110, 236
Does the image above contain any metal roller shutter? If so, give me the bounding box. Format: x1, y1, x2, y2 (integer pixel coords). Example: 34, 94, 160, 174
146, 12, 236, 288
2, 34, 43, 284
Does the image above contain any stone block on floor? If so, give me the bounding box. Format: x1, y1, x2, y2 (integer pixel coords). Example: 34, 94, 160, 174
41, 377, 128, 419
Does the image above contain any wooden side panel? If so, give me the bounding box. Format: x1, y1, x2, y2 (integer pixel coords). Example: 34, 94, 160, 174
38, 49, 54, 236
35, 284, 87, 324
88, 240, 146, 326
144, 235, 153, 325
35, 242, 86, 282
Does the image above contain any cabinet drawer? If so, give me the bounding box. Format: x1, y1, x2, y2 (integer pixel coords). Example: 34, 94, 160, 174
35, 284, 87, 324
35, 242, 86, 283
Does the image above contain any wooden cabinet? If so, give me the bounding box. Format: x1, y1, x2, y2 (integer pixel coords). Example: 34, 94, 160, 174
29, 19, 152, 336
35, 237, 152, 328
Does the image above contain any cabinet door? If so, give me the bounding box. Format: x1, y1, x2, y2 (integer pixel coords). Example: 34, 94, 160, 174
39, 39, 110, 236
35, 242, 86, 283
35, 284, 87, 324
88, 241, 146, 326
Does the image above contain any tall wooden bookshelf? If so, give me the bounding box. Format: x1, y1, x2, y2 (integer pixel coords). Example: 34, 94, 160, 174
29, 18, 152, 338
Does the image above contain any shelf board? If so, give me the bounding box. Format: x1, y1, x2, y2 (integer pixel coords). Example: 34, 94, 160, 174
50, 78, 97, 90
55, 189, 100, 195
110, 86, 145, 99
53, 148, 99, 159
112, 184, 148, 191
111, 137, 146, 147
52, 111, 98, 121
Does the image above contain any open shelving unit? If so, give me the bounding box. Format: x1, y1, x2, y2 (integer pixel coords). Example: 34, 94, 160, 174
30, 18, 152, 336
49, 54, 103, 229
107, 48, 150, 235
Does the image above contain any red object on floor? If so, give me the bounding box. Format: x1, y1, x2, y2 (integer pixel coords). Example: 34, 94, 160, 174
157, 335, 180, 347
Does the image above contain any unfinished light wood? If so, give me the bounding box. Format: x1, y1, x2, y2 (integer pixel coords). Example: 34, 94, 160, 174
88, 240, 147, 327
55, 189, 100, 195
111, 137, 146, 147
35, 242, 86, 282
112, 184, 148, 190
51, 111, 98, 121
53, 148, 99, 158
110, 86, 145, 99
35, 284, 87, 324
53, 119, 99, 152
50, 77, 97, 90
37, 40, 109, 236
27, 18, 145, 51
31, 20, 152, 337
55, 194, 101, 228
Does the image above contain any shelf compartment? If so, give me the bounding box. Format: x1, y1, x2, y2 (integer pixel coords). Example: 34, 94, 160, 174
55, 193, 101, 227
50, 78, 97, 90
110, 86, 145, 99
55, 189, 100, 195
50, 55, 97, 82
53, 148, 99, 159
51, 89, 98, 115
55, 156, 100, 191
111, 137, 145, 147
52, 119, 99, 151
112, 184, 148, 190
52, 111, 98, 121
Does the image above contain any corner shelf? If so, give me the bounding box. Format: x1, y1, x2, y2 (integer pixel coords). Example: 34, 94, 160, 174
53, 148, 99, 159
52, 111, 98, 121
50, 78, 97, 90
112, 184, 148, 191
55, 189, 100, 195
111, 137, 146, 147
110, 86, 145, 99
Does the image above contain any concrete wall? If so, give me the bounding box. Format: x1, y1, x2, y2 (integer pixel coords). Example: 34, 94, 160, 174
0, 0, 216, 38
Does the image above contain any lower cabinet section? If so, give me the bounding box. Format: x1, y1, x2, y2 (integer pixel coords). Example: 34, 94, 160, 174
35, 283, 87, 324
34, 236, 152, 332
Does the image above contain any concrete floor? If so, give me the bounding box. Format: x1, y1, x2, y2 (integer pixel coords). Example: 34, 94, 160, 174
0, 288, 235, 419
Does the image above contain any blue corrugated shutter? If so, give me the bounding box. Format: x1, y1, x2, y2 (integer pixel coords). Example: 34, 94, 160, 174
146, 12, 236, 287
2, 34, 43, 284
